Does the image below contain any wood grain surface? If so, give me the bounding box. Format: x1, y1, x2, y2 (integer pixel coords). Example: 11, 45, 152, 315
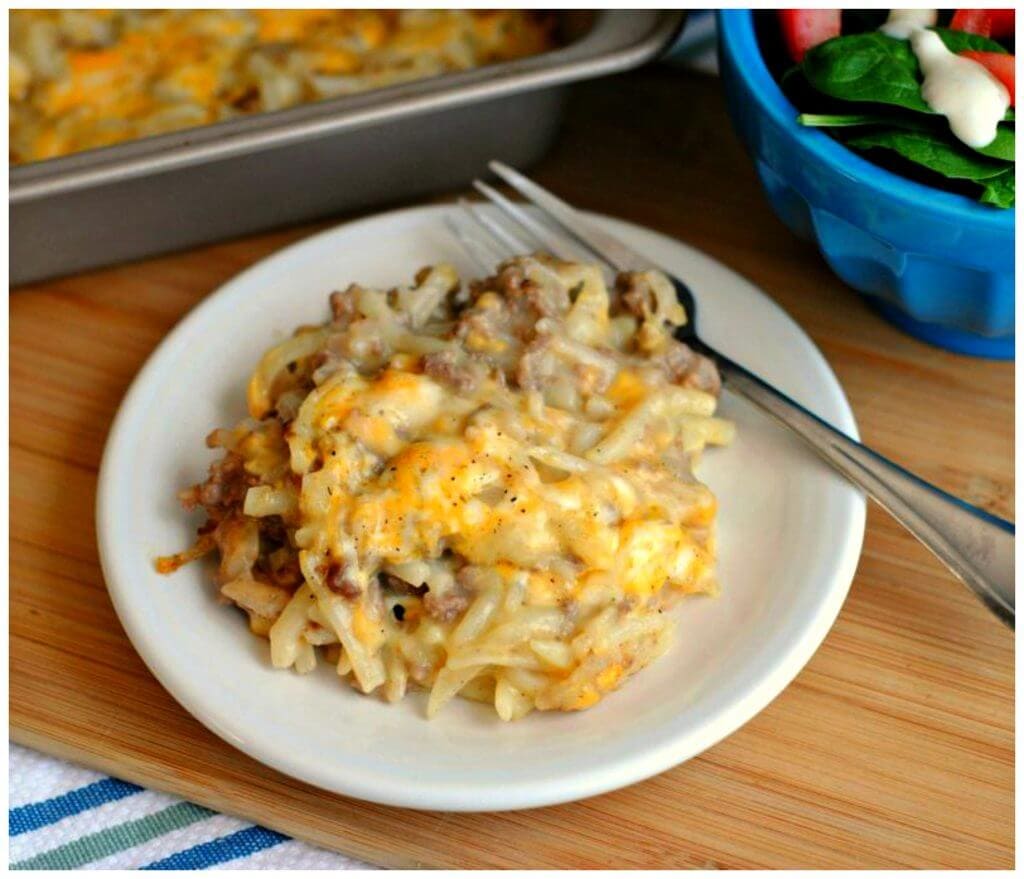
10, 67, 1014, 869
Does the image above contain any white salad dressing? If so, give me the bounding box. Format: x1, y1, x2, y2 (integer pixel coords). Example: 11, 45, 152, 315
910, 29, 1010, 147
880, 8, 937, 39
879, 10, 1009, 148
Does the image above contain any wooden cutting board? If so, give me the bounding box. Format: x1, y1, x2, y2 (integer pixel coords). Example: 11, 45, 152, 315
11, 68, 1014, 869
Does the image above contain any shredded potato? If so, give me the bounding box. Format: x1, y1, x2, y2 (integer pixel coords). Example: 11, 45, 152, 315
157, 254, 733, 719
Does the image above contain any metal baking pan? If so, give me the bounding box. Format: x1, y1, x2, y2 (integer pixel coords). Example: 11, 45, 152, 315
10, 11, 685, 285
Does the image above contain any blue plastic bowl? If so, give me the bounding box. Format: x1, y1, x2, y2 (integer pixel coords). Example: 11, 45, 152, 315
717, 10, 1015, 359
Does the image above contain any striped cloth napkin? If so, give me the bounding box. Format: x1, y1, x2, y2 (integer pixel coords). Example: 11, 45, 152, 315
8, 745, 372, 870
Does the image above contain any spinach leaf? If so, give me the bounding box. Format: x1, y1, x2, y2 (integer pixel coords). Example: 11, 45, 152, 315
803, 33, 931, 113
973, 125, 1015, 162
845, 128, 1011, 181
980, 169, 1015, 209
932, 29, 1009, 54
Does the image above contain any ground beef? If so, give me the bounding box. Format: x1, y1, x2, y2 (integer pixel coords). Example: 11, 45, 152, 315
325, 563, 361, 598
502, 263, 572, 319
617, 273, 657, 319
423, 590, 470, 622
180, 451, 258, 516
258, 515, 287, 545
329, 286, 359, 324
421, 350, 478, 394
680, 354, 721, 396
487, 263, 530, 301
655, 337, 696, 377
267, 558, 303, 591
469, 262, 568, 338
653, 339, 721, 396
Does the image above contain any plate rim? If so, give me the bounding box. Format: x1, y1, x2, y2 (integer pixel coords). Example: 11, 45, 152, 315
96, 203, 866, 811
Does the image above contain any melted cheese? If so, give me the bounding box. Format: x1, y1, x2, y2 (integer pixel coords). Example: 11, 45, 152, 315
287, 343, 717, 603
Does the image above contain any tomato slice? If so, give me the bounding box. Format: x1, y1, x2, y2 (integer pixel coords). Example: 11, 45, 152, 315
778, 10, 841, 63
961, 50, 1015, 105
950, 9, 1015, 39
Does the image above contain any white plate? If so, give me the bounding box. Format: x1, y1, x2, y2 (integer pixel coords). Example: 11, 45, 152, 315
97, 205, 865, 812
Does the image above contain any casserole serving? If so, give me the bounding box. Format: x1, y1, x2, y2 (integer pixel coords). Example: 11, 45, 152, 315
157, 253, 733, 720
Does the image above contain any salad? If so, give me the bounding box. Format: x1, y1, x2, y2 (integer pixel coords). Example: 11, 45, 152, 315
761, 9, 1015, 208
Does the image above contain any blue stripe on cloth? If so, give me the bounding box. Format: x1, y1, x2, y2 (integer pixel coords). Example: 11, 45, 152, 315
9, 778, 143, 837
141, 826, 288, 869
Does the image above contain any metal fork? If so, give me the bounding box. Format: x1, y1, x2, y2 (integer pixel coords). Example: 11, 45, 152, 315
452, 160, 1015, 628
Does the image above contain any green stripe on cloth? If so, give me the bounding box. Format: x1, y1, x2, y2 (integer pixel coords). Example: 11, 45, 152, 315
11, 802, 215, 870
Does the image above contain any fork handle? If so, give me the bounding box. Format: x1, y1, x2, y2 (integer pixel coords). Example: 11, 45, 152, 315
716, 355, 1015, 628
